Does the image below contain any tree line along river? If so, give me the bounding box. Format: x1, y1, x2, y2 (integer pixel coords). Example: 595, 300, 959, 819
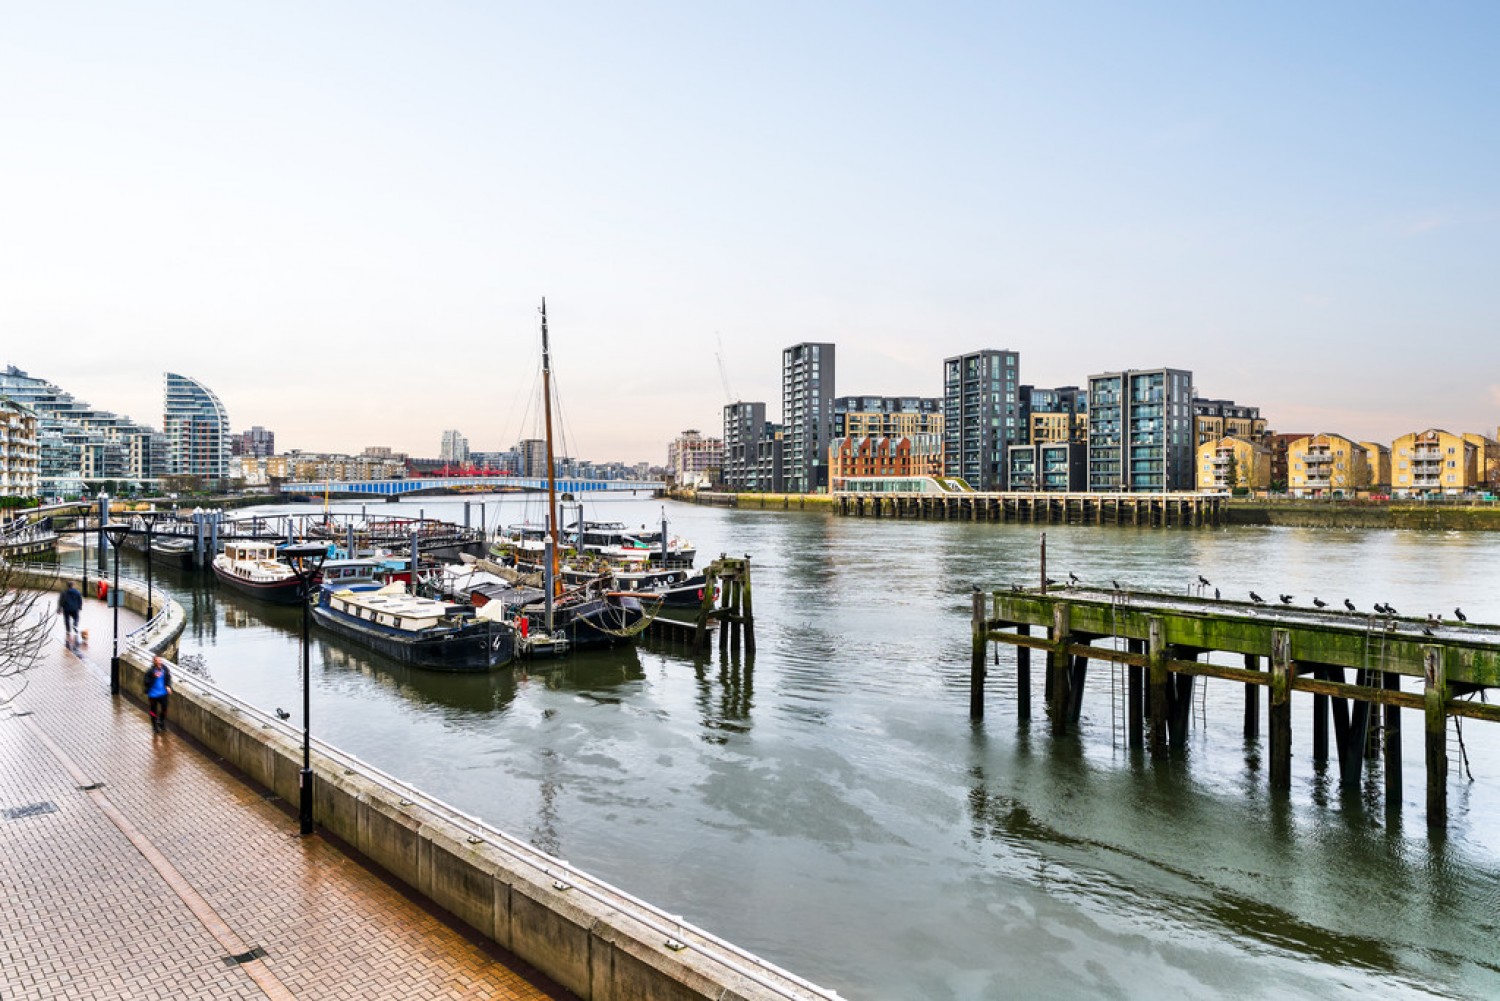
69, 495, 1500, 999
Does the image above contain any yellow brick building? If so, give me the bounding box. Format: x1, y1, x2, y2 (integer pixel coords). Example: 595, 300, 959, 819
1193, 413, 1268, 447
1463, 433, 1500, 492
1287, 433, 1368, 497
1196, 436, 1270, 493
1391, 429, 1478, 495
1357, 442, 1391, 491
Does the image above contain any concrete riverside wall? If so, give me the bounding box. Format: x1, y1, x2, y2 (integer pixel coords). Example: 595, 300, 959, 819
35, 572, 832, 1001
1225, 500, 1500, 531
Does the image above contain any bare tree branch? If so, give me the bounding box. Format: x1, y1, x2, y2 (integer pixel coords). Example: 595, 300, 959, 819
1, 560, 59, 703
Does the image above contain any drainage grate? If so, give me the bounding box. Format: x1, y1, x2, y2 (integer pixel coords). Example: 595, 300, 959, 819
3, 802, 58, 821
223, 946, 267, 967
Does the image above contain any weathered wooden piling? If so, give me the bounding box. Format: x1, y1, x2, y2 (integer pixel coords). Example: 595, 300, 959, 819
686, 556, 755, 655
1424, 646, 1446, 828
1017, 626, 1031, 724
1127, 638, 1144, 749
966, 587, 1500, 829
970, 588, 986, 721
1384, 671, 1402, 802
1269, 629, 1292, 793
1243, 654, 1260, 740
1147, 617, 1169, 758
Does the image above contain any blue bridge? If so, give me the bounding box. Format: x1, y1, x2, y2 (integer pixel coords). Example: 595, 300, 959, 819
279, 477, 664, 498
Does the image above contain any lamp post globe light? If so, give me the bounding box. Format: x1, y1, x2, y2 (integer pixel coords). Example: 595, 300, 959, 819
137, 512, 162, 619
282, 541, 329, 837
102, 520, 131, 697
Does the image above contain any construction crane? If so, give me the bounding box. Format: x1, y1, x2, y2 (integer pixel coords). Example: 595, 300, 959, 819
715, 332, 735, 403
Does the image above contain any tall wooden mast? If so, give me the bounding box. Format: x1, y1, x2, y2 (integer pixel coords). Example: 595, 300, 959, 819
540, 298, 562, 601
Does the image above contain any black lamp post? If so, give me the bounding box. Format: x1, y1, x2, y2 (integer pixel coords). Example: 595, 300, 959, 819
138, 512, 162, 618
282, 541, 329, 836
103, 521, 131, 697
80, 502, 89, 595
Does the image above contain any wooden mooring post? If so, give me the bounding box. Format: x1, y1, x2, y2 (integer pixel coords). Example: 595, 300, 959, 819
967, 587, 1500, 830
683, 555, 755, 655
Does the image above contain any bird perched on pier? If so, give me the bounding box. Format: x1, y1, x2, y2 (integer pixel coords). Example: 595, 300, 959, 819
1385, 603, 1400, 616
1214, 588, 1221, 600
1344, 599, 1356, 612
1374, 602, 1388, 614
275, 708, 291, 721
1044, 578, 1059, 588
1279, 594, 1294, 605
1455, 607, 1467, 622
1422, 624, 1435, 637
1427, 614, 1442, 629
1198, 575, 1210, 587
1112, 579, 1122, 591
1068, 572, 1080, 586
1249, 591, 1265, 604
1312, 598, 1327, 609
1009, 583, 1024, 593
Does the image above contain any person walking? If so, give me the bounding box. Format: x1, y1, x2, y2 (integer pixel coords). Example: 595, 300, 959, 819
58, 581, 83, 649
144, 656, 172, 733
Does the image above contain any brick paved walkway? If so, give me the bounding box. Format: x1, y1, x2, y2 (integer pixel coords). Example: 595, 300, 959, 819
0, 598, 574, 1001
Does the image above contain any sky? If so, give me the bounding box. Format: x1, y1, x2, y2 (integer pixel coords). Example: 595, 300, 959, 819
3, 2, 1498, 464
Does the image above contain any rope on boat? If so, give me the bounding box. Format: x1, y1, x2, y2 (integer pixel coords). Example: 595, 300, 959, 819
586, 592, 665, 639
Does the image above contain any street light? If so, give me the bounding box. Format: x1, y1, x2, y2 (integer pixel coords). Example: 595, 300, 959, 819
137, 512, 163, 619
102, 521, 131, 697
282, 541, 329, 837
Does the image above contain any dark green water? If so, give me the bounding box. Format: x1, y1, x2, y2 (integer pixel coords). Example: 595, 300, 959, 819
93, 497, 1500, 999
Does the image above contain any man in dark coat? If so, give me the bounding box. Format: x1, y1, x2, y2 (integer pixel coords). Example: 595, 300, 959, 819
58, 582, 83, 648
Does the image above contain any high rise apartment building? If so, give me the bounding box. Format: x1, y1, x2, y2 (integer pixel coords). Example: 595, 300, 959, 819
667, 429, 723, 488
722, 401, 770, 492
231, 426, 276, 458
0, 398, 40, 498
782, 343, 835, 493
518, 439, 549, 478
0, 365, 164, 494
1087, 368, 1195, 492
164, 372, 230, 481
943, 349, 1020, 491
439, 429, 470, 465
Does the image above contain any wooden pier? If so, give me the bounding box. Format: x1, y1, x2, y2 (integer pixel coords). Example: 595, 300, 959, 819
969, 587, 1500, 829
837, 491, 1223, 527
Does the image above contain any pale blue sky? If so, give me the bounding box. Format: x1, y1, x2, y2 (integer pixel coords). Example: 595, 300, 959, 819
3, 2, 1496, 463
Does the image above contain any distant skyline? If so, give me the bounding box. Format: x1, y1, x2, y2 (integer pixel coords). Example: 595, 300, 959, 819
4, 3, 1497, 463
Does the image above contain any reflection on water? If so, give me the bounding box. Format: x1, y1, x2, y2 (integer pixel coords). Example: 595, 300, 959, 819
72, 499, 1500, 1000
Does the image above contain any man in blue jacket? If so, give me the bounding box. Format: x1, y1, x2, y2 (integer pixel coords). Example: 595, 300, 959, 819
144, 657, 172, 733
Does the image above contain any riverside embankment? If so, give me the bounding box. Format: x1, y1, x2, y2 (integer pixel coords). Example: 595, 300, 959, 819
1225, 498, 1500, 530
679, 489, 1500, 531
11, 563, 831, 1001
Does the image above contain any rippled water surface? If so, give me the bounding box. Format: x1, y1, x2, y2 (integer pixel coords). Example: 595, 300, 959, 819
88, 497, 1500, 999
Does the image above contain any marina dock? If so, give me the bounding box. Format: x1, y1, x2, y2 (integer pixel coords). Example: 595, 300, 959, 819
970, 586, 1500, 829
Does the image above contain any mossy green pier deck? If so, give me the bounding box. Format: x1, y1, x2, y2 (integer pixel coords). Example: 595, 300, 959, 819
970, 587, 1500, 829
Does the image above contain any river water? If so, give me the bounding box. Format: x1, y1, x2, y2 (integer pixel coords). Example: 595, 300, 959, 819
85, 496, 1500, 999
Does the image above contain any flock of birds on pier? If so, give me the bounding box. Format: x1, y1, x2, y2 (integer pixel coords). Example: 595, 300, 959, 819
1016, 573, 1471, 637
